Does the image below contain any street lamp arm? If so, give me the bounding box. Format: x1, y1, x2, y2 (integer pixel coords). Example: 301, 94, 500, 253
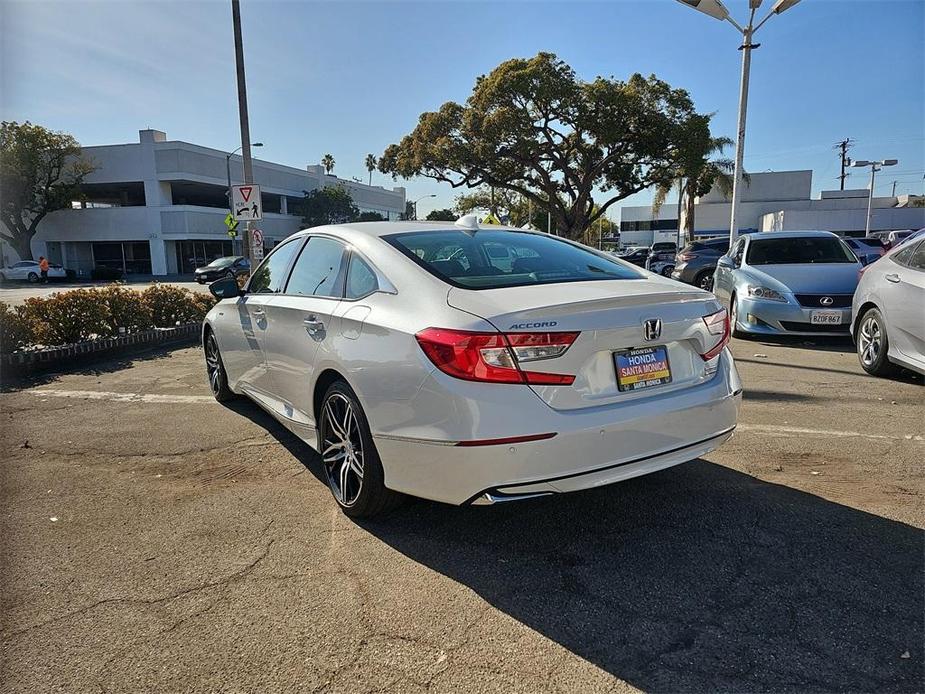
724, 14, 746, 33
752, 9, 777, 33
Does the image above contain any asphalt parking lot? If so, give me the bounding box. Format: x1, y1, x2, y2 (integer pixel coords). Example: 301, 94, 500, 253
0, 338, 922, 693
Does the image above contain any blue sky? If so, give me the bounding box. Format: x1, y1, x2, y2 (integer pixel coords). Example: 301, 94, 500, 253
2, 0, 923, 219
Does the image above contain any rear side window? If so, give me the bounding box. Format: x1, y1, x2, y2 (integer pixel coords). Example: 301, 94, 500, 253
909, 241, 925, 270
285, 236, 347, 298
345, 254, 378, 299
385, 229, 642, 290
249, 238, 301, 293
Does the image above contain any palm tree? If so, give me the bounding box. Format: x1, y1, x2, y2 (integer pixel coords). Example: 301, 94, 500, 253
321, 154, 335, 175
364, 154, 377, 186
652, 136, 747, 246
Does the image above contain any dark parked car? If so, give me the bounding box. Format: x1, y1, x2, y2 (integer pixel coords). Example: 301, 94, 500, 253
671, 238, 730, 290
843, 237, 886, 266
645, 242, 677, 270
195, 256, 250, 284
616, 247, 650, 267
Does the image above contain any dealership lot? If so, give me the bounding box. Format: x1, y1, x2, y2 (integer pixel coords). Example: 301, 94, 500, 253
0, 339, 921, 693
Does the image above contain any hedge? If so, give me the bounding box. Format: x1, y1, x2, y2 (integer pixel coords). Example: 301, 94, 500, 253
0, 284, 217, 354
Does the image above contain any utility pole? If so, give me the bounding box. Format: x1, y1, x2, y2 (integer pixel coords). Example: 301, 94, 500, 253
835, 138, 853, 190
231, 0, 255, 262
890, 180, 897, 197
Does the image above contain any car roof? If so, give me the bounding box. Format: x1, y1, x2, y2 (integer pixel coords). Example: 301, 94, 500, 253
290, 220, 543, 242
743, 230, 840, 240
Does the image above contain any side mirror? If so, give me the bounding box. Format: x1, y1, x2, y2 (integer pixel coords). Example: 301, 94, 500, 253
716, 256, 734, 269
209, 276, 242, 299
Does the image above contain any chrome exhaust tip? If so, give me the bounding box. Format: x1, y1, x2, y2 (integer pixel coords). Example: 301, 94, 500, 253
470, 491, 555, 506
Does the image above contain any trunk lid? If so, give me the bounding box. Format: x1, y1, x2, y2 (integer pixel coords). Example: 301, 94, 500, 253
447, 279, 725, 410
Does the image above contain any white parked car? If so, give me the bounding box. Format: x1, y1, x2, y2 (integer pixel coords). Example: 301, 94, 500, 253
852, 238, 925, 377
203, 218, 742, 517
0, 260, 67, 282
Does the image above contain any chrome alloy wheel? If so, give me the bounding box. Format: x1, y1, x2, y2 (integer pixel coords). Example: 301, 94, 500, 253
321, 392, 364, 507
205, 334, 223, 395
858, 315, 882, 368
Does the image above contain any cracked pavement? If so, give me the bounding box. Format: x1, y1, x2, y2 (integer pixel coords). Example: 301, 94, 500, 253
0, 337, 922, 693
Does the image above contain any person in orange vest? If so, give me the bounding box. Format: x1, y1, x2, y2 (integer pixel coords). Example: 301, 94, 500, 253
38, 256, 50, 283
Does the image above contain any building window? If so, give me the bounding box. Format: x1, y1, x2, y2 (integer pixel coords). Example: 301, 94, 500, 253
92, 242, 152, 275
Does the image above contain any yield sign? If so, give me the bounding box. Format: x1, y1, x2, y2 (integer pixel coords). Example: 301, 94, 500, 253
232, 184, 263, 220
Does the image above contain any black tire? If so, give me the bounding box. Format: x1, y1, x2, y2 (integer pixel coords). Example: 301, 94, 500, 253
660, 265, 674, 277
317, 380, 403, 518
695, 270, 715, 291
204, 330, 237, 402
856, 307, 898, 377
27, 272, 39, 283
729, 294, 746, 339
225, 270, 235, 280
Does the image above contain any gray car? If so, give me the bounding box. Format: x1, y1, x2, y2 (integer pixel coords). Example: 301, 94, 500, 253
671, 238, 730, 290
851, 238, 925, 376
712, 231, 862, 337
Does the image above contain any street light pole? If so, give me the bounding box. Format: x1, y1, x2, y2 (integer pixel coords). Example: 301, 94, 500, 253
851, 159, 898, 236
675, 0, 803, 246
412, 194, 436, 220
231, 0, 255, 261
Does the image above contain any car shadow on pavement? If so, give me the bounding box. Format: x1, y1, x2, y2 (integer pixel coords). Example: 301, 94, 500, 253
224, 397, 923, 692
744, 335, 856, 354
363, 463, 923, 693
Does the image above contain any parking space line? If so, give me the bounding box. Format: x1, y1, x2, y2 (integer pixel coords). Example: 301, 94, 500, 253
738, 423, 923, 442
30, 389, 217, 405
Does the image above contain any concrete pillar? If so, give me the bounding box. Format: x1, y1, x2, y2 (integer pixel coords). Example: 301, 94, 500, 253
280, 196, 288, 215
149, 239, 168, 276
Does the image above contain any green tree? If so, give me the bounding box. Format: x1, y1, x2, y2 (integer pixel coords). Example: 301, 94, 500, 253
364, 154, 377, 186
378, 52, 709, 240
0, 121, 97, 260
425, 208, 457, 221
356, 211, 385, 222
321, 153, 335, 175
651, 135, 746, 245
301, 186, 359, 227
400, 200, 415, 220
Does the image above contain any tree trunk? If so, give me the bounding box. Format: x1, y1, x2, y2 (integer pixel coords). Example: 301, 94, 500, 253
10, 233, 34, 261
684, 186, 696, 244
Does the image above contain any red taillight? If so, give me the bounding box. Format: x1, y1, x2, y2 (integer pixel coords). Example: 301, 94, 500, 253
677, 252, 697, 262
415, 328, 578, 385
700, 308, 730, 361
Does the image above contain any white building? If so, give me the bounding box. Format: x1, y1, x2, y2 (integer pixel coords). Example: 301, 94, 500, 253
619, 170, 924, 246
1, 129, 406, 276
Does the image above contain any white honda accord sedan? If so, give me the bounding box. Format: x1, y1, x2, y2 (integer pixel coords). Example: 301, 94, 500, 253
202, 217, 742, 517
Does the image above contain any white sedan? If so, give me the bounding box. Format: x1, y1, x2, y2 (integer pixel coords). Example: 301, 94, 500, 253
203, 217, 742, 517
852, 238, 925, 377
0, 260, 67, 282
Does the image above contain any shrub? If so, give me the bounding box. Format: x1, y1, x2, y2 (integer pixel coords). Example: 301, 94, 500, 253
20, 290, 110, 346
0, 302, 35, 354
91, 266, 123, 281
97, 285, 154, 334
142, 284, 214, 327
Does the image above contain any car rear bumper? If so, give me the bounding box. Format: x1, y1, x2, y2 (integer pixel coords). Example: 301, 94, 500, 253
373, 350, 742, 505
735, 297, 852, 336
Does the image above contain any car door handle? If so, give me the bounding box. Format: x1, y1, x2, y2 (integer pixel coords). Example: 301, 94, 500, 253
304, 316, 324, 334
252, 308, 265, 317
885, 273, 901, 283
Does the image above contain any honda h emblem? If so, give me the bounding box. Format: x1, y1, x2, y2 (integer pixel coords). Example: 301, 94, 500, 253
820, 296, 834, 306
643, 318, 662, 342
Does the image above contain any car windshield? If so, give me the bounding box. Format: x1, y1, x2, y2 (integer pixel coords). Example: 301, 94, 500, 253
746, 237, 857, 265
385, 229, 643, 289
206, 257, 236, 268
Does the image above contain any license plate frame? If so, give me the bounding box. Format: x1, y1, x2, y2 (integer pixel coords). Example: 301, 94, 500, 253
614, 346, 672, 393
810, 310, 842, 325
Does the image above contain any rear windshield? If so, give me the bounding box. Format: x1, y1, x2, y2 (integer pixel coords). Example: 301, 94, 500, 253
746, 237, 856, 265
385, 229, 643, 289
858, 238, 884, 248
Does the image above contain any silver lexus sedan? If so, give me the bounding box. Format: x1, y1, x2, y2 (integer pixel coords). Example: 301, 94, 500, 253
202, 218, 742, 517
